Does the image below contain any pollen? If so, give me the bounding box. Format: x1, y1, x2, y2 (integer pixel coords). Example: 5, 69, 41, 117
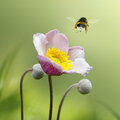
45, 47, 73, 71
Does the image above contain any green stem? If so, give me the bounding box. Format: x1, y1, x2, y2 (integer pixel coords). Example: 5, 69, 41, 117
20, 68, 32, 120
48, 75, 53, 120
57, 83, 79, 120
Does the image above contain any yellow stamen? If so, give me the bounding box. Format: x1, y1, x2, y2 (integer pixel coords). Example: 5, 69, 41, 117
45, 47, 73, 71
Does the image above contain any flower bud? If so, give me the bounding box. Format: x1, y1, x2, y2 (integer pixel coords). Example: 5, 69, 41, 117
31, 64, 44, 79
78, 79, 92, 94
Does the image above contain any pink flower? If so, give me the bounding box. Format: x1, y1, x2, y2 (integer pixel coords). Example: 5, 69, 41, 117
33, 29, 92, 76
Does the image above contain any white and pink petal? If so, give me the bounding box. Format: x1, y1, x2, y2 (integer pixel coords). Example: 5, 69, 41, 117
46, 30, 69, 53
37, 55, 63, 76
64, 58, 92, 77
68, 46, 85, 61
45, 29, 59, 43
33, 33, 48, 56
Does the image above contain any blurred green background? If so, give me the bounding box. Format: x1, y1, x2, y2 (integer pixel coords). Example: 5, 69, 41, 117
0, 0, 120, 120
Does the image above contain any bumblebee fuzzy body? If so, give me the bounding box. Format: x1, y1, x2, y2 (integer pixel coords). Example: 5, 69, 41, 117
75, 17, 89, 32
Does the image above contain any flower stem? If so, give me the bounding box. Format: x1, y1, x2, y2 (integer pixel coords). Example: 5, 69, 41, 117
57, 83, 79, 120
48, 75, 53, 120
20, 68, 33, 120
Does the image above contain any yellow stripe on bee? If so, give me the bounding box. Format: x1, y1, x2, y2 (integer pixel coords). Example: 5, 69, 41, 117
77, 22, 88, 26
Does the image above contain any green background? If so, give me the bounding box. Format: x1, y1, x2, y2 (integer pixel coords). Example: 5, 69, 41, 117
0, 0, 120, 120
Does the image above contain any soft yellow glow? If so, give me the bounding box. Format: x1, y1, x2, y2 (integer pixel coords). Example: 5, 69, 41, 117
45, 47, 73, 71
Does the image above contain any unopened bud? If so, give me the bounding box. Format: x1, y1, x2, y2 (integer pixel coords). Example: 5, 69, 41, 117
78, 79, 92, 94
31, 64, 44, 79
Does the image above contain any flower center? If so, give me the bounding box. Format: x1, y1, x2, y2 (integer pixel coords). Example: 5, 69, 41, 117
45, 47, 73, 71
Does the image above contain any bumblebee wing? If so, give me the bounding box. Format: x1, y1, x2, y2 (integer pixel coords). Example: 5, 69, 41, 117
66, 16, 80, 29
88, 19, 100, 24
66, 16, 76, 22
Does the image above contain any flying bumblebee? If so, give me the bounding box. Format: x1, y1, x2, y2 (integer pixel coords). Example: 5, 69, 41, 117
75, 17, 89, 32
67, 16, 100, 33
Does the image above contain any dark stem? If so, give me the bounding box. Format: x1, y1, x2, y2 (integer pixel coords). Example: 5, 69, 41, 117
48, 75, 53, 120
20, 68, 33, 120
57, 83, 79, 120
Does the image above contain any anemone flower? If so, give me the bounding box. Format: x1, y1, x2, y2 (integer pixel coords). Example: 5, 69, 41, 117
33, 29, 92, 76
33, 29, 92, 120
